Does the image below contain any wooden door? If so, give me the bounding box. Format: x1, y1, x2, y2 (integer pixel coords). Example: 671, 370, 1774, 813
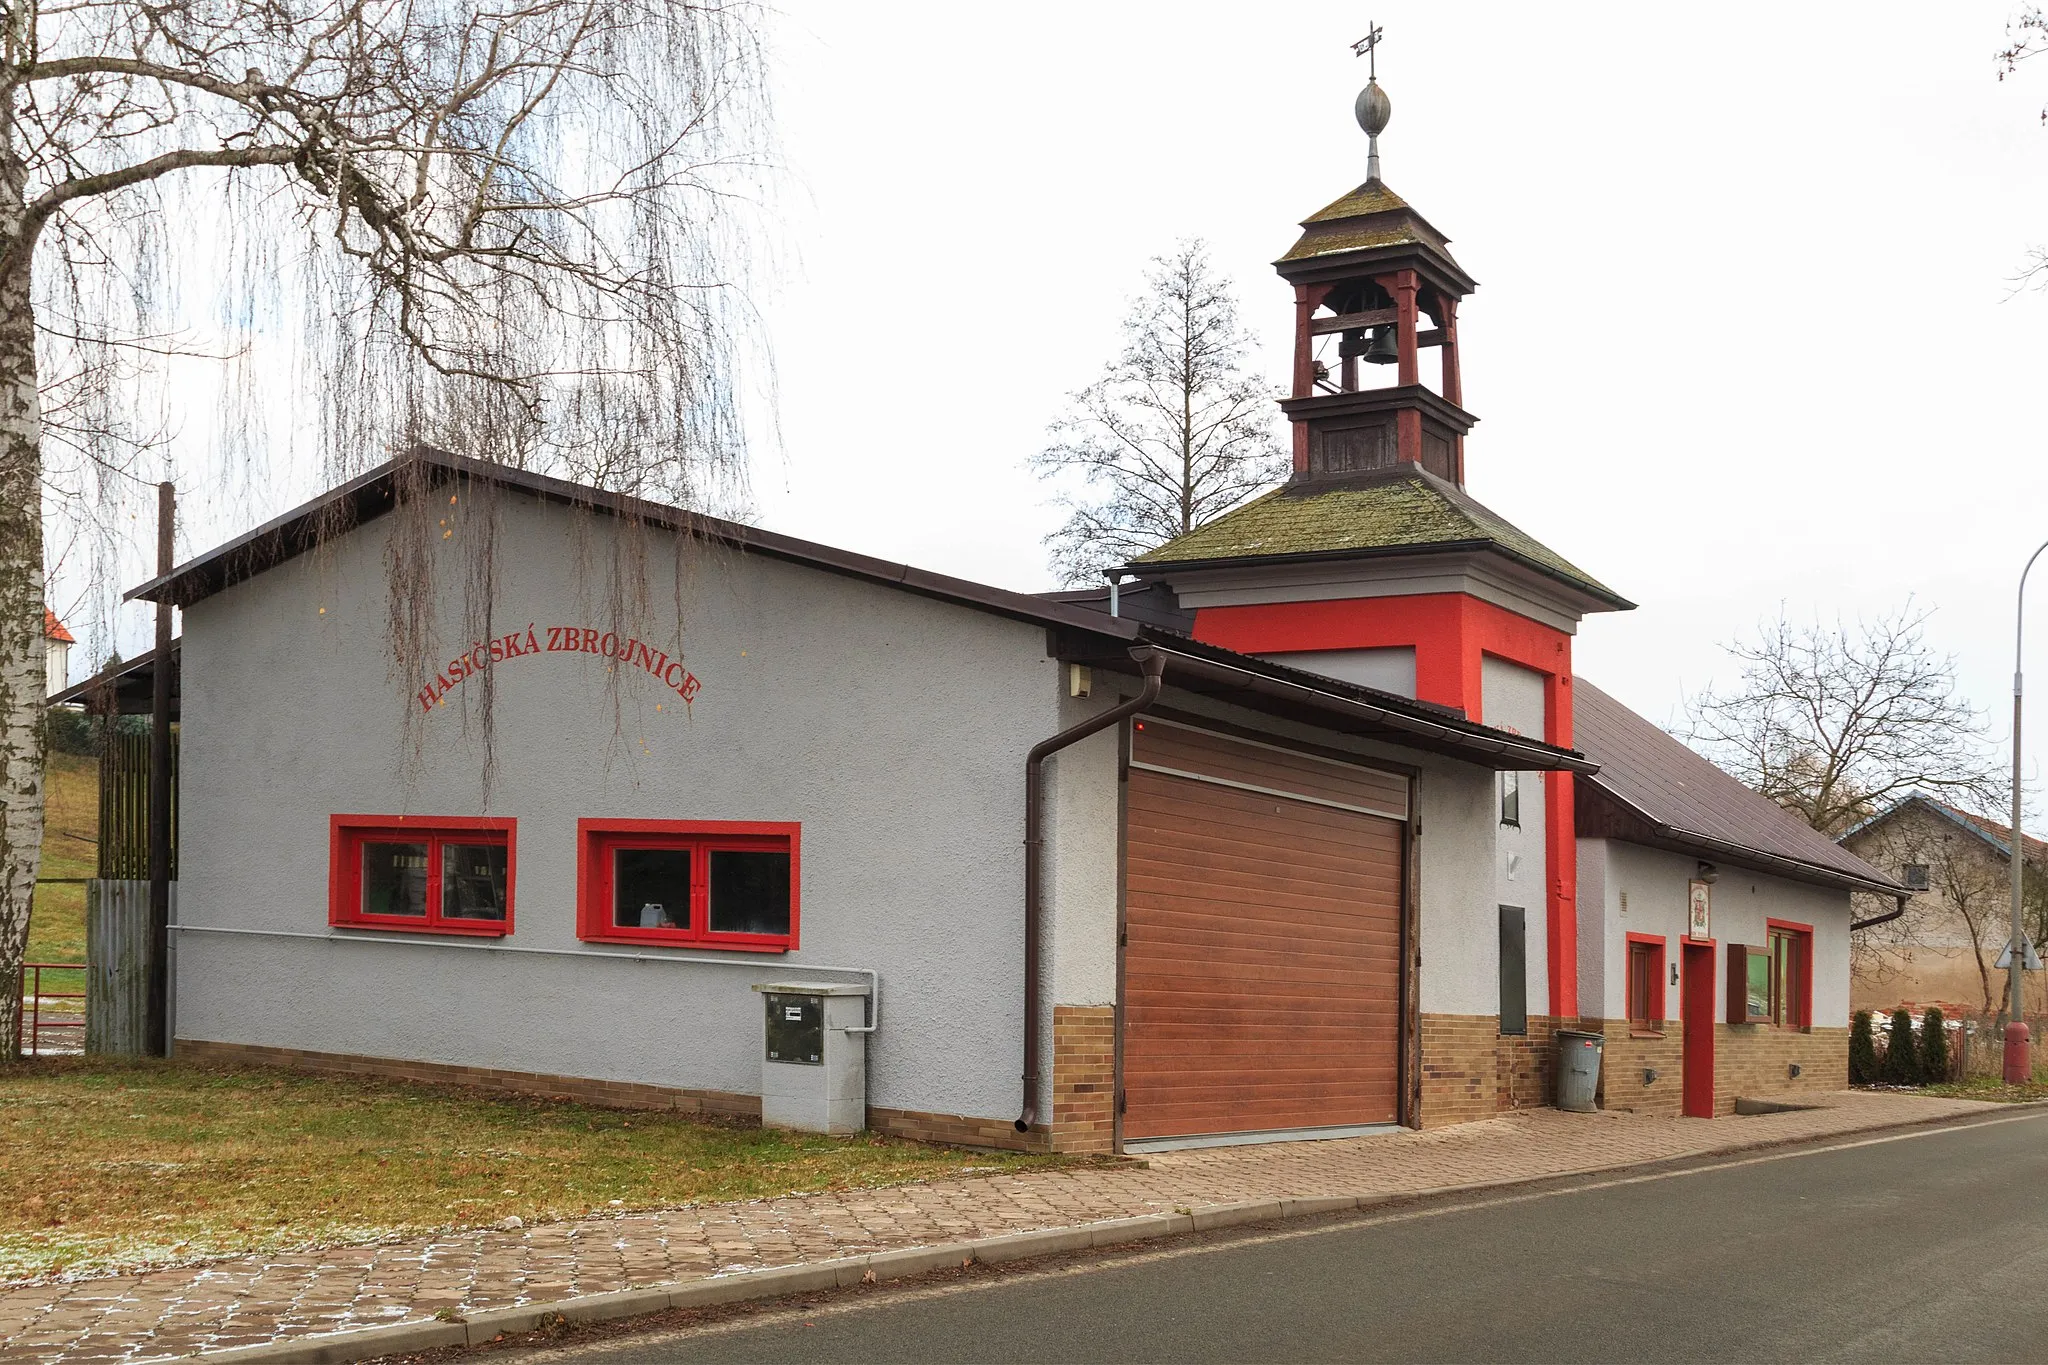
1121, 721, 1407, 1143
1681, 942, 1716, 1119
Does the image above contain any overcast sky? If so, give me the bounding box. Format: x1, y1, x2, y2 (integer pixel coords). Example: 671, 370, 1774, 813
747, 0, 2048, 746
66, 3, 2048, 796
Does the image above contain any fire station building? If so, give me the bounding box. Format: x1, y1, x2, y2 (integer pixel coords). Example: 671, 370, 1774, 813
81, 76, 1907, 1152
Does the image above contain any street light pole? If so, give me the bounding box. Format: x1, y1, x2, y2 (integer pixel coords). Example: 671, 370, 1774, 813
2006, 539, 2048, 1082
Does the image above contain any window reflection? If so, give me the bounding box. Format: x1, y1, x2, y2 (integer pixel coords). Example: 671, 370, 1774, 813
712, 850, 791, 936
442, 843, 509, 920
362, 842, 428, 917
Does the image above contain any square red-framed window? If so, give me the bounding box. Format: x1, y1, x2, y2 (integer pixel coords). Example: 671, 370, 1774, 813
330, 815, 516, 936
577, 819, 799, 952
1625, 933, 1666, 1036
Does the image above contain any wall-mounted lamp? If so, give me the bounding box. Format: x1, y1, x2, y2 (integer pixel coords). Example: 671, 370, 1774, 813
1788, 1063, 1803, 1080
1643, 1068, 1659, 1085
1670, 963, 1679, 987
1696, 861, 1719, 884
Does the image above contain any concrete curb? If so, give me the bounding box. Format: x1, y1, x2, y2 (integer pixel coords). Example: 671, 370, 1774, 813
182, 1103, 2040, 1364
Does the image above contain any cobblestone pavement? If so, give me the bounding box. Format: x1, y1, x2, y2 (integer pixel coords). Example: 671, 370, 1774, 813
0, 1091, 1997, 1363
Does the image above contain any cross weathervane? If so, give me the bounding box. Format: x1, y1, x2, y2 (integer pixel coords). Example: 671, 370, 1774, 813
1352, 21, 1384, 79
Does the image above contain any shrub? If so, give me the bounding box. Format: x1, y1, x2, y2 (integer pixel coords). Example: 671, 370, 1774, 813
1919, 1006, 1951, 1082
1849, 1010, 1879, 1085
1879, 1007, 1923, 1086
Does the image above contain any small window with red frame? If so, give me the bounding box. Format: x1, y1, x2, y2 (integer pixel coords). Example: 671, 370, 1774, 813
331, 817, 514, 935
578, 821, 798, 951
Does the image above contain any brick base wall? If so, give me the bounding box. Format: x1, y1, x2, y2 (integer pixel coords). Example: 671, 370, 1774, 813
1584, 1019, 1685, 1117
176, 1038, 762, 1118
1051, 1005, 1115, 1154
1714, 1025, 1848, 1114
1419, 1013, 1558, 1128
866, 1106, 1047, 1152
178, 1037, 1051, 1151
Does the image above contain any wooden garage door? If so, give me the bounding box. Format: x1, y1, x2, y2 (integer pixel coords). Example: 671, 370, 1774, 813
1122, 720, 1406, 1142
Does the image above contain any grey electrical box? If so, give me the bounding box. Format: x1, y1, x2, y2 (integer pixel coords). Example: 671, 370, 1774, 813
764, 993, 824, 1065
752, 980, 869, 1133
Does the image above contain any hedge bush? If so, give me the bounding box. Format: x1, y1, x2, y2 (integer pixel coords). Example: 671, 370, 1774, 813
1849, 1010, 1879, 1086
1879, 1007, 1923, 1087
1919, 1006, 1950, 1082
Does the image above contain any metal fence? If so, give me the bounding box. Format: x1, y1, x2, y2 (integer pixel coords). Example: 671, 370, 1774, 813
14, 963, 86, 1057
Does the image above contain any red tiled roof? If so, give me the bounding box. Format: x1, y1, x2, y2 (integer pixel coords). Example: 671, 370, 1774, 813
43, 609, 73, 644
1925, 799, 2048, 866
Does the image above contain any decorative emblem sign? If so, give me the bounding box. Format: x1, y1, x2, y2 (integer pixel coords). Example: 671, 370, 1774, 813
1687, 880, 1711, 941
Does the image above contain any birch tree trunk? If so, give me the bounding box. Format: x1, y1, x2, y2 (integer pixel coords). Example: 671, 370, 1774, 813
0, 107, 48, 1059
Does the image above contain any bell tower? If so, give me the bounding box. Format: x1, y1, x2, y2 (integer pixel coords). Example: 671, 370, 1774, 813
1120, 40, 1636, 1042
1277, 67, 1477, 485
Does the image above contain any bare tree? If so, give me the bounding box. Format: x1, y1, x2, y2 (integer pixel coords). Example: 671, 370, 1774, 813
0, 0, 768, 1054
2001, 5, 2048, 285
1031, 239, 1285, 586
1684, 604, 2002, 837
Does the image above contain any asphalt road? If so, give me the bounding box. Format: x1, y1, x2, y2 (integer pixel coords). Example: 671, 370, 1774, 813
526, 1111, 2048, 1363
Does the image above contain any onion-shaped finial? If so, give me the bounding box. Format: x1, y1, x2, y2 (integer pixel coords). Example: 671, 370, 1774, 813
1356, 78, 1391, 137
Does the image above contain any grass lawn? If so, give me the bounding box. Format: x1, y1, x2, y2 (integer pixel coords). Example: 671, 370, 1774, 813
1920, 1077, 2048, 1103
0, 1058, 1067, 1283
26, 751, 95, 998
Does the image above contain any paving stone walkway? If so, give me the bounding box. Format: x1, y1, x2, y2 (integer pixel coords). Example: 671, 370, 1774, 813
0, 1091, 2000, 1363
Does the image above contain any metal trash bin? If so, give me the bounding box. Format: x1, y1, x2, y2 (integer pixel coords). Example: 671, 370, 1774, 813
1555, 1029, 1604, 1112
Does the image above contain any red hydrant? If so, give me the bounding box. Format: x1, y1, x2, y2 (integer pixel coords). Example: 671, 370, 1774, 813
2005, 1022, 2032, 1084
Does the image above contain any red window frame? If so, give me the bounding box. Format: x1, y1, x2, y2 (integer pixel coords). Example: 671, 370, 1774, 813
1766, 918, 1814, 1031
1625, 932, 1666, 1036
576, 819, 800, 952
330, 814, 516, 936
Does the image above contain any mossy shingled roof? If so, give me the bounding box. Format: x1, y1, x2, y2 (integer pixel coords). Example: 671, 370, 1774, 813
1130, 467, 1630, 608
1278, 177, 1461, 266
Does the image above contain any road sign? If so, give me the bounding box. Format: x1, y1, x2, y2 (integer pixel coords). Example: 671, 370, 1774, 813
1995, 935, 2043, 971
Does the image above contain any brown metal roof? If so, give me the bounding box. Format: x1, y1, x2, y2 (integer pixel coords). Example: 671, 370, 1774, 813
1574, 678, 1904, 896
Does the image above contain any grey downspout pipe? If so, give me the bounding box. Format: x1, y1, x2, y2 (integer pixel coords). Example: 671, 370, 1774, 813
1017, 647, 1166, 1135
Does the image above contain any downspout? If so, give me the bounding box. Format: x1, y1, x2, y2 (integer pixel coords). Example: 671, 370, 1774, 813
1851, 896, 1909, 933
1017, 647, 1165, 1134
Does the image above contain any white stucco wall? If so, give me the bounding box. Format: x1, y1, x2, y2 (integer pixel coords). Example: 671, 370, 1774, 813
1256, 647, 1416, 698
173, 487, 1086, 1124
1482, 655, 1549, 1020
1586, 839, 1853, 1026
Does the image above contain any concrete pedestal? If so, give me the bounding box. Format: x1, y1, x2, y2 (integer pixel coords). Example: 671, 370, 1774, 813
753, 981, 869, 1134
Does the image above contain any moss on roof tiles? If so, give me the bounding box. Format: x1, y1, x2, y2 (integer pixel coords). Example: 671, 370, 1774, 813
1303, 179, 1412, 223
1131, 469, 1625, 603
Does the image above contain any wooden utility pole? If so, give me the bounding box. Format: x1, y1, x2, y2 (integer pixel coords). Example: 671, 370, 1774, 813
146, 482, 174, 1056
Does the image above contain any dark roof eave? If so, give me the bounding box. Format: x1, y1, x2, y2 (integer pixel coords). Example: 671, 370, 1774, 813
1588, 776, 1909, 898
1115, 636, 1599, 775
125, 450, 1148, 645
1129, 537, 1636, 612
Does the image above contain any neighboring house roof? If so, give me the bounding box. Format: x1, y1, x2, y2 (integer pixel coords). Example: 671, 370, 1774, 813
1839, 794, 2048, 869
1125, 466, 1634, 611
44, 609, 74, 644
1574, 678, 1906, 898
118, 448, 1593, 777
48, 641, 181, 719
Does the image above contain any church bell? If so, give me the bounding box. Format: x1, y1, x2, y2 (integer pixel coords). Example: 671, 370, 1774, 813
1362, 324, 1399, 365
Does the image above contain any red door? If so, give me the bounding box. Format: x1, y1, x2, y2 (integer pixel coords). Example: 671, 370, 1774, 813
1681, 942, 1716, 1119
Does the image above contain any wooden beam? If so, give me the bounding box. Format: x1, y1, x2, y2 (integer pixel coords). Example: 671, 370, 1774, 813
1309, 308, 1398, 336
1417, 328, 1446, 348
